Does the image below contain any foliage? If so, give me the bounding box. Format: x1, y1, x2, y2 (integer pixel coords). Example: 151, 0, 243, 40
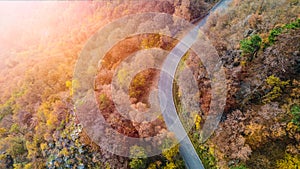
194, 114, 201, 130
266, 75, 289, 87
291, 80, 300, 99
265, 18, 300, 47
8, 137, 27, 159
202, 1, 300, 168
157, 137, 184, 169
130, 145, 147, 158
140, 34, 162, 49
99, 93, 109, 110
66, 80, 79, 96
129, 71, 147, 100
163, 162, 177, 169
117, 68, 130, 87
0, 1, 298, 169
240, 34, 262, 59
290, 104, 300, 129
283, 18, 300, 29
130, 158, 147, 169
24, 163, 33, 169
162, 144, 179, 162
195, 144, 218, 169
230, 164, 249, 169
268, 27, 283, 45
263, 75, 289, 103
212, 110, 252, 163
0, 90, 24, 121
129, 146, 147, 169
276, 154, 300, 169
45, 115, 104, 169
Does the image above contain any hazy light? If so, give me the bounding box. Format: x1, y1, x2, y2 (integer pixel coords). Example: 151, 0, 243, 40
0, 1, 92, 54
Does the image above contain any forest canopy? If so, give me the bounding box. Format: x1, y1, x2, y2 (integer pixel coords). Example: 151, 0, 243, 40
0, 0, 299, 169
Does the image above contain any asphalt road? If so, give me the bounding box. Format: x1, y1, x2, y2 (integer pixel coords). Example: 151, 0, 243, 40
158, 0, 232, 168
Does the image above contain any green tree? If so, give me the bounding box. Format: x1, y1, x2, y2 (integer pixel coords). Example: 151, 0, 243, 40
240, 34, 262, 60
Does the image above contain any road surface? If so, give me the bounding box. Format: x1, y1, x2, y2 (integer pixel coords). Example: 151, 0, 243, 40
158, 0, 232, 168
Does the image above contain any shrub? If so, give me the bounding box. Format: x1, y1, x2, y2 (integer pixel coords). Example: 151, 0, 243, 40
265, 18, 300, 47
230, 164, 248, 169
283, 18, 300, 30
195, 145, 218, 169
240, 34, 262, 59
276, 154, 300, 169
291, 104, 300, 129
268, 27, 282, 45
262, 75, 289, 103
163, 162, 176, 169
129, 158, 146, 169
129, 146, 147, 169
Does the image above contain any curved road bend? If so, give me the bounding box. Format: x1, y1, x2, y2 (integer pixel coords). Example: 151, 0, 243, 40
158, 0, 232, 168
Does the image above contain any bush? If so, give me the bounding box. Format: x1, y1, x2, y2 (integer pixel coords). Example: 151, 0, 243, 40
291, 104, 300, 129
268, 27, 282, 45
129, 146, 147, 169
262, 75, 289, 103
265, 18, 300, 47
240, 34, 262, 59
230, 165, 248, 169
283, 18, 300, 30
129, 158, 147, 169
276, 154, 300, 169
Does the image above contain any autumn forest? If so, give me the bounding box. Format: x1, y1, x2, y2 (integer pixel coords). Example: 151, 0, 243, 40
0, 0, 299, 169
